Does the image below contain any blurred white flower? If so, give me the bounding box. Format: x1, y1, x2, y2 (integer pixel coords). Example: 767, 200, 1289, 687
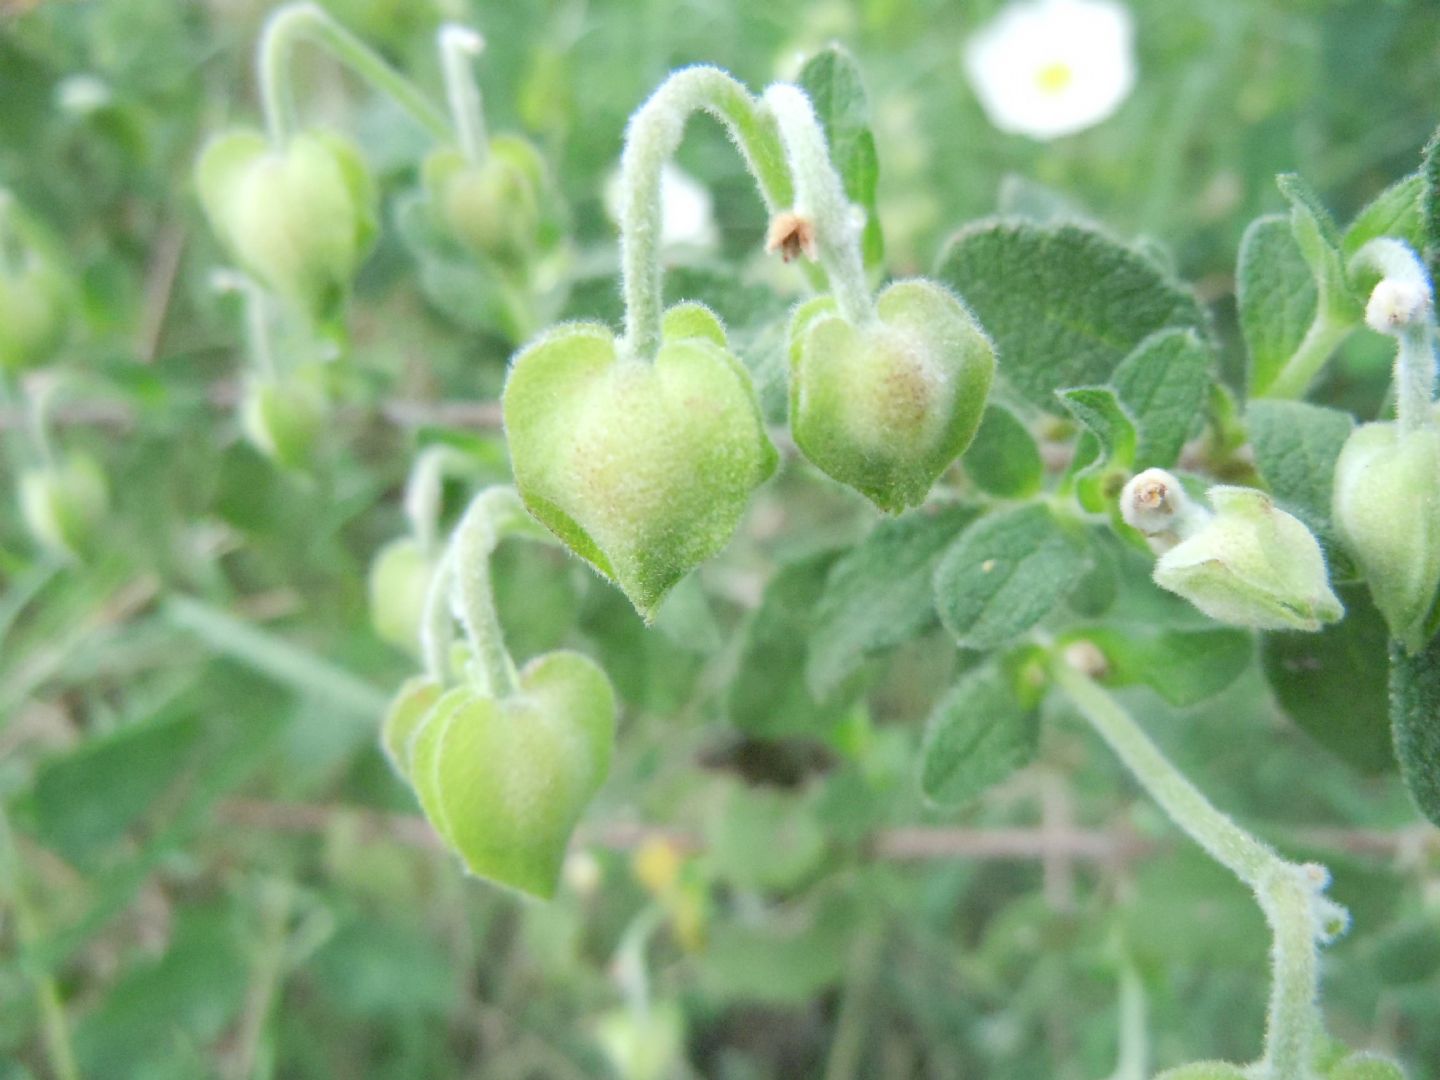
604, 162, 719, 251
964, 0, 1137, 140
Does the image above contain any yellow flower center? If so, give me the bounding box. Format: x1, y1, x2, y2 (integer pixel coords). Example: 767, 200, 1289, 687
1035, 60, 1074, 95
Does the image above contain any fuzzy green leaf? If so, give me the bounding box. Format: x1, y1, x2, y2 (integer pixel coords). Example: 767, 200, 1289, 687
1389, 631, 1440, 826
1238, 214, 1318, 397
919, 662, 1039, 807
934, 505, 1090, 650
935, 220, 1206, 412
1057, 386, 1137, 513
962, 403, 1044, 498
1080, 626, 1252, 707
1424, 123, 1440, 284
1246, 399, 1354, 534
1262, 586, 1393, 774
1343, 172, 1424, 258
798, 45, 883, 271
1111, 328, 1212, 468
807, 504, 979, 698
1277, 172, 1360, 323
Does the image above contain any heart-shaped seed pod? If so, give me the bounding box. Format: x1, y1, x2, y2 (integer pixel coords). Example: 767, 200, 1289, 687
1150, 1065, 1249, 1080
405, 650, 615, 899
368, 539, 439, 655
0, 225, 70, 372
788, 278, 995, 512
424, 136, 555, 270
239, 373, 328, 470
1333, 421, 1440, 652
380, 675, 444, 780
503, 303, 777, 620
196, 129, 377, 324
18, 451, 109, 560
1326, 1052, 1408, 1080
1152, 485, 1343, 632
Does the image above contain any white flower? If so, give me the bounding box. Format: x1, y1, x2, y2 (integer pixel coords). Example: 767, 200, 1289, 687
964, 0, 1137, 140
604, 162, 719, 251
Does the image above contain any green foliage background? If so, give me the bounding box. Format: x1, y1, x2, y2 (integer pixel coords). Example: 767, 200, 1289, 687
1, 1, 1438, 1078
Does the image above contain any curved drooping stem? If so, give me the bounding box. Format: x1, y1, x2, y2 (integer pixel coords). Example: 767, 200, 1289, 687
617, 66, 801, 361
257, 2, 452, 146
446, 487, 554, 698
212, 270, 278, 382
763, 84, 875, 328
438, 24, 488, 165
1352, 238, 1437, 434
1050, 655, 1345, 1080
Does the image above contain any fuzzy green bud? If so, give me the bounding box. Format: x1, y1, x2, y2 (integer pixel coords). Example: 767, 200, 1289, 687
788, 278, 995, 512
0, 240, 70, 372
502, 303, 777, 620
423, 136, 550, 269
399, 650, 615, 899
239, 373, 328, 470
368, 537, 438, 655
1333, 421, 1440, 651
18, 451, 109, 560
1122, 468, 1343, 631
196, 129, 377, 324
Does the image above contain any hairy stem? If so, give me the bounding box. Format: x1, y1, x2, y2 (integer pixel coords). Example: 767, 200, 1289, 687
438, 24, 488, 164
403, 445, 466, 557
1050, 657, 1338, 1079
258, 2, 451, 146
1260, 312, 1353, 401
1394, 324, 1436, 434
420, 548, 455, 684
763, 84, 875, 327
447, 487, 552, 697
617, 66, 799, 361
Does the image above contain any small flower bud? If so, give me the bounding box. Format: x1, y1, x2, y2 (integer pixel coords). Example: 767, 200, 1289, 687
1332, 420, 1440, 651
1119, 467, 1212, 553
423, 136, 551, 269
368, 537, 438, 655
502, 304, 776, 619
1366, 277, 1432, 335
18, 451, 109, 560
196, 129, 377, 324
764, 211, 817, 263
1142, 484, 1343, 632
788, 278, 996, 512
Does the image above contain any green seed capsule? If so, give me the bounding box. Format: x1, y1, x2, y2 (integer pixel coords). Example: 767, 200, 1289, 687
404, 650, 615, 899
238, 372, 328, 470
1333, 421, 1440, 652
368, 538, 437, 655
503, 303, 777, 620
423, 136, 550, 269
196, 129, 376, 324
788, 278, 995, 512
18, 451, 109, 560
0, 249, 70, 373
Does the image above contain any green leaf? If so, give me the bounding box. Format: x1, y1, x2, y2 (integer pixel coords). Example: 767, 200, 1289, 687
1238, 214, 1318, 397
1246, 399, 1354, 534
934, 505, 1091, 650
1388, 630, 1440, 825
699, 892, 857, 1004
1056, 386, 1137, 512
919, 662, 1039, 807
961, 403, 1043, 498
26, 709, 202, 866
1262, 587, 1393, 774
1277, 172, 1361, 324
807, 504, 978, 698
1342, 172, 1424, 258
729, 551, 865, 737
706, 784, 828, 891
1111, 328, 1213, 469
935, 220, 1206, 412
1078, 626, 1252, 708
798, 45, 883, 271
1423, 123, 1440, 284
